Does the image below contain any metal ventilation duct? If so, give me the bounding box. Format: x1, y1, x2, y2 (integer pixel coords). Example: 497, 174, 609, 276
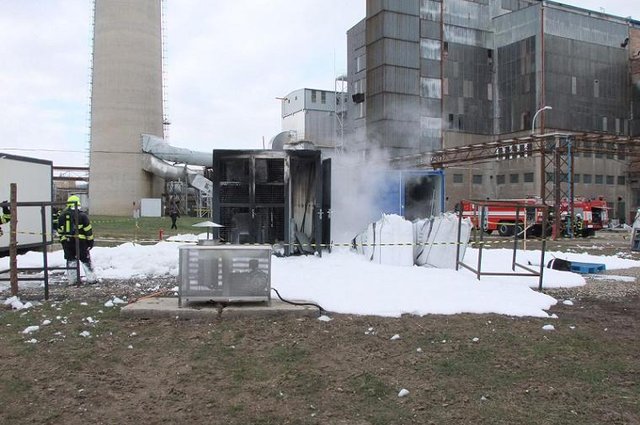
142, 134, 213, 167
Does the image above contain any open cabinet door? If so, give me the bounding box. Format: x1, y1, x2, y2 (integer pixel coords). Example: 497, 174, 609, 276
321, 158, 332, 253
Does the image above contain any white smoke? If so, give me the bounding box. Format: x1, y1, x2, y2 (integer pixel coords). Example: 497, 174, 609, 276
329, 148, 394, 244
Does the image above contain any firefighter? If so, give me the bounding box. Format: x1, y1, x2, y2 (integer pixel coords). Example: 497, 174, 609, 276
573, 213, 584, 237
560, 211, 569, 237
0, 200, 9, 237
57, 195, 97, 285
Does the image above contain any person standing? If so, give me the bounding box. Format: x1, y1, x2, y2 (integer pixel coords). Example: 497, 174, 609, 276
57, 195, 97, 285
0, 200, 9, 237
169, 202, 180, 230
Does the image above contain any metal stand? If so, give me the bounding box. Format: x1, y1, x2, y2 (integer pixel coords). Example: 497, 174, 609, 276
456, 199, 549, 290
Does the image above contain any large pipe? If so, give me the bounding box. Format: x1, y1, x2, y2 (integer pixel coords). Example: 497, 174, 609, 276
142, 134, 212, 167
140, 134, 213, 195
141, 153, 186, 180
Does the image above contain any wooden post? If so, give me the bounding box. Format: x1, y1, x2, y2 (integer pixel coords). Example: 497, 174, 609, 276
9, 183, 18, 296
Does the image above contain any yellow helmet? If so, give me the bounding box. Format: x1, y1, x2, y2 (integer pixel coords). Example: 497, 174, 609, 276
67, 195, 81, 208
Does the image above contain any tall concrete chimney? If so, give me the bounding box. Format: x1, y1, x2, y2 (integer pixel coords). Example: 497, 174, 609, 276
89, 0, 165, 215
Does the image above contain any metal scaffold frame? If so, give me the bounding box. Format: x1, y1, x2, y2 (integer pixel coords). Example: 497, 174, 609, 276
430, 133, 640, 239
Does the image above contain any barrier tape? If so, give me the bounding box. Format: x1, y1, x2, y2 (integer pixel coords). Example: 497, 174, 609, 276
3, 228, 618, 249
2, 229, 552, 248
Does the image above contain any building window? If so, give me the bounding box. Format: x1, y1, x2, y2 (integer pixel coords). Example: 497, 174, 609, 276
619, 145, 626, 160
421, 77, 442, 99
458, 115, 464, 130
463, 80, 474, 98
606, 175, 614, 185
521, 111, 531, 131
356, 55, 366, 73
487, 83, 493, 101
497, 174, 505, 185
510, 173, 519, 183
473, 174, 483, 185
311, 90, 317, 103
583, 174, 592, 184
618, 176, 626, 185
571, 76, 577, 95
443, 78, 449, 96
573, 174, 580, 183
595, 175, 603, 184
524, 172, 534, 183
357, 102, 365, 119
595, 142, 603, 158
453, 173, 463, 183
321, 91, 326, 104
420, 39, 441, 60
448, 114, 454, 129
594, 80, 599, 98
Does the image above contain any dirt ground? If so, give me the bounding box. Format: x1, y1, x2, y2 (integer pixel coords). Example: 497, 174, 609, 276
1, 231, 639, 424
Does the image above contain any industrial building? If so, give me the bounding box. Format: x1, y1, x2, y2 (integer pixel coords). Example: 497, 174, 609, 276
275, 87, 348, 156
346, 0, 640, 222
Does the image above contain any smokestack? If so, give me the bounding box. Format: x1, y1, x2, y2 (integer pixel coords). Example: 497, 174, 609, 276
89, 0, 165, 215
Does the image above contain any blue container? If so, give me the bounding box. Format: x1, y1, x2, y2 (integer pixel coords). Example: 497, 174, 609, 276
376, 170, 445, 220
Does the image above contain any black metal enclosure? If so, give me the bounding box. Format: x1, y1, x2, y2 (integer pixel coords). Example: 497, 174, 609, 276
212, 150, 330, 256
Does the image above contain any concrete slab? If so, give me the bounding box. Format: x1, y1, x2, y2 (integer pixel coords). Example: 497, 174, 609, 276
121, 297, 319, 319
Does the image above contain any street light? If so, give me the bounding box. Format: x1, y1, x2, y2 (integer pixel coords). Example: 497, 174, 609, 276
531, 105, 552, 135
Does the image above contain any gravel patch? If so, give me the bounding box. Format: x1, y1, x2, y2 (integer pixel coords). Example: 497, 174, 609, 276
545, 266, 640, 301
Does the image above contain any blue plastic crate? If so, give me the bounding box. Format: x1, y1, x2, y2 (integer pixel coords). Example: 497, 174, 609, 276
570, 262, 606, 274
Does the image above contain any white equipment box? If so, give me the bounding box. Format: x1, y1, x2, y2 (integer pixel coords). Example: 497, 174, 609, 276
178, 244, 271, 306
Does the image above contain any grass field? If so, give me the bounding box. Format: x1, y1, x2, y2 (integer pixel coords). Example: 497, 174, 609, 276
0, 295, 638, 424
90, 215, 209, 243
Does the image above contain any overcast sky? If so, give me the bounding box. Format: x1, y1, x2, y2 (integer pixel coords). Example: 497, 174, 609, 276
0, 0, 636, 167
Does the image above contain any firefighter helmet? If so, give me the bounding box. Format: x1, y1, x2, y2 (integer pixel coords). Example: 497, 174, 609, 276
67, 195, 81, 208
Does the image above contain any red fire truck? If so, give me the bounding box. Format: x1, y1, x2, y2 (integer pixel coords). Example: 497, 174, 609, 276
558, 197, 609, 237
459, 197, 608, 237
459, 198, 544, 236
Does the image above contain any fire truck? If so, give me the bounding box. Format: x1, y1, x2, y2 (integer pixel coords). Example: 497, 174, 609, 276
558, 197, 609, 237
459, 198, 544, 237
459, 197, 608, 237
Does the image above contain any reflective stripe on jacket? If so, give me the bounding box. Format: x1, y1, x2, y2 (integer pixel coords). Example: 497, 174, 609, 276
57, 208, 93, 242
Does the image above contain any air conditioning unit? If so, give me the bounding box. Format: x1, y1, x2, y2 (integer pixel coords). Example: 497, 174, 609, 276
178, 244, 271, 306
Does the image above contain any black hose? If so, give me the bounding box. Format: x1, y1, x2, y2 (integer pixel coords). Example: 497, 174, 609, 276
271, 287, 326, 316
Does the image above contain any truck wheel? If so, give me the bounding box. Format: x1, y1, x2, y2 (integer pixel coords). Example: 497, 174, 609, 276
497, 222, 512, 237
515, 224, 524, 239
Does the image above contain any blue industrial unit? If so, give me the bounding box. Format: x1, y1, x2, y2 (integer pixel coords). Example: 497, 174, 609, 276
376, 170, 445, 220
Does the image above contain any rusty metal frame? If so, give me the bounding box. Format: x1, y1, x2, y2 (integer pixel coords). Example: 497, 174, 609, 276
456, 199, 548, 290
429, 133, 640, 239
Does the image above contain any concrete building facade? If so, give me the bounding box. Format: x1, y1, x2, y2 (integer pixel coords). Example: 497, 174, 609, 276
347, 0, 640, 222
89, 0, 165, 215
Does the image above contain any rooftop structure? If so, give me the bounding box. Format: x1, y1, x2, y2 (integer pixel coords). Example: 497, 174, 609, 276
277, 87, 348, 155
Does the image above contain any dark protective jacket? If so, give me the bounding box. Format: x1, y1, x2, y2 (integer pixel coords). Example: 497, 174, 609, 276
0, 202, 9, 225
57, 207, 94, 246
